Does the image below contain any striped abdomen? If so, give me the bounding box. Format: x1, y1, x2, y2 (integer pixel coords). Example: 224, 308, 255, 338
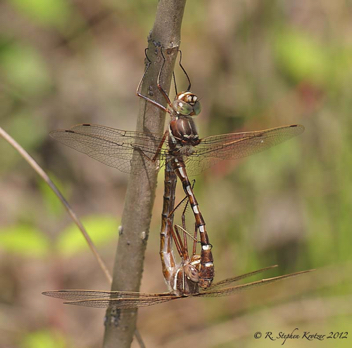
171, 157, 214, 288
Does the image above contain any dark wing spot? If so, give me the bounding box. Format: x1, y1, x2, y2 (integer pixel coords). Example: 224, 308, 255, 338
290, 125, 298, 128
82, 123, 91, 127
65, 130, 75, 133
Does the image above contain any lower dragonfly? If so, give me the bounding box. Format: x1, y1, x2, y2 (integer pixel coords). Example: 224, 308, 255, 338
43, 158, 312, 308
49, 48, 305, 288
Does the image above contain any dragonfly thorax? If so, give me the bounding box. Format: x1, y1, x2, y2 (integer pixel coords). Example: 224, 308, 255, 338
172, 92, 201, 116
168, 116, 200, 152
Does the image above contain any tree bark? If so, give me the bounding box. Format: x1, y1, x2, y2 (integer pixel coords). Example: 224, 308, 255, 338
103, 1, 187, 347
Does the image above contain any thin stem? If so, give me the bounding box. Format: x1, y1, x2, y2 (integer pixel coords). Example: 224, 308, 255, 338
102, 1, 187, 347
0, 127, 112, 284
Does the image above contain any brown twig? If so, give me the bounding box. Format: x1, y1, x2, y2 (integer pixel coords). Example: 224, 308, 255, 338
102, 1, 187, 347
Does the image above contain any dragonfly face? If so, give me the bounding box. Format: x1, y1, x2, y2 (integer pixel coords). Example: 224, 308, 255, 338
172, 92, 201, 116
183, 261, 200, 283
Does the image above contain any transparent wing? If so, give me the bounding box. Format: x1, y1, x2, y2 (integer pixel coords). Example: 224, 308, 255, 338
42, 289, 179, 309
207, 265, 278, 291
184, 125, 305, 175
42, 269, 313, 307
196, 269, 313, 298
50, 124, 168, 174
50, 124, 304, 175
64, 296, 179, 308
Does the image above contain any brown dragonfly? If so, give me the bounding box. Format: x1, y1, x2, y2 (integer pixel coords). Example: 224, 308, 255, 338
49, 48, 305, 288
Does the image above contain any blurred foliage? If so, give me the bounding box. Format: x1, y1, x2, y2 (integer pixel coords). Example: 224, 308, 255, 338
275, 28, 331, 85
9, 0, 73, 29
57, 215, 119, 256
1, 0, 352, 347
0, 215, 118, 257
275, 27, 352, 89
0, 42, 51, 96
21, 330, 67, 348
0, 224, 49, 257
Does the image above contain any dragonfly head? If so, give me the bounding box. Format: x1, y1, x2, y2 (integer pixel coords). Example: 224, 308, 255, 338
182, 255, 200, 283
184, 263, 200, 283
173, 92, 201, 116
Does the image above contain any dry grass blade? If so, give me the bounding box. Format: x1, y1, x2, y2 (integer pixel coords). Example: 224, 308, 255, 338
0, 127, 112, 284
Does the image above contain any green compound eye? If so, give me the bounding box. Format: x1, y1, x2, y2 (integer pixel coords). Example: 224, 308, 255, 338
192, 101, 201, 115
174, 101, 193, 115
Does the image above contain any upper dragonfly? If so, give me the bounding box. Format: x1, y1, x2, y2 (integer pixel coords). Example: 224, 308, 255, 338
50, 49, 304, 177
50, 48, 305, 288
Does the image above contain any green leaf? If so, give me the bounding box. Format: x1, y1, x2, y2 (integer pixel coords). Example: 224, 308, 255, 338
57, 215, 119, 256
9, 0, 72, 28
0, 224, 50, 258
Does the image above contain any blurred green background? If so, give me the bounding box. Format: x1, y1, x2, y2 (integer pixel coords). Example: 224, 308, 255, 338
1, 0, 351, 347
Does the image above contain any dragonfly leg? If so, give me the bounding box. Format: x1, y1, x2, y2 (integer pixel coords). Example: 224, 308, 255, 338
172, 71, 178, 95
166, 49, 191, 95
179, 198, 201, 262
162, 49, 190, 98
136, 48, 151, 97
181, 203, 188, 255
177, 50, 191, 92
192, 223, 199, 257
136, 48, 170, 114
173, 224, 188, 260
167, 181, 198, 262
168, 178, 194, 217
131, 130, 168, 167
167, 178, 197, 255
151, 130, 168, 162
157, 48, 174, 109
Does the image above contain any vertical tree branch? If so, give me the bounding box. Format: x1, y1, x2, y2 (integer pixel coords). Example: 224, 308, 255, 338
103, 1, 187, 347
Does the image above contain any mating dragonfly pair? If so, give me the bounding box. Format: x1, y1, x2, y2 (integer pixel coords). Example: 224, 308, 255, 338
43, 48, 309, 308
